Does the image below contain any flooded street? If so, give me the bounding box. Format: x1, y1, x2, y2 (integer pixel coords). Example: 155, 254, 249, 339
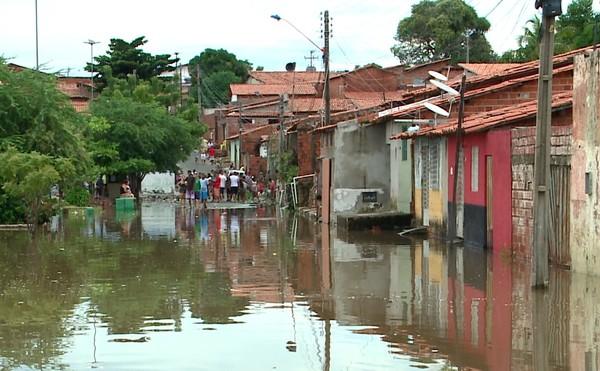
0, 203, 598, 370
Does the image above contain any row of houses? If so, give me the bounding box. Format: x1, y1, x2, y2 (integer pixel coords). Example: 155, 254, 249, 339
220, 48, 600, 275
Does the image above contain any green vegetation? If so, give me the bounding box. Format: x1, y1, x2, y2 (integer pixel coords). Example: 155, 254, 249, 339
501, 0, 598, 62
88, 75, 204, 196
85, 36, 177, 92
0, 61, 89, 226
391, 0, 494, 64
188, 48, 252, 108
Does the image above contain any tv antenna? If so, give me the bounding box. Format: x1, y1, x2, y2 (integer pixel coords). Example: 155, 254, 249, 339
304, 50, 318, 69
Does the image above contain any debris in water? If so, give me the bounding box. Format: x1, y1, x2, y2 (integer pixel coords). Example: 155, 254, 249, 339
286, 341, 297, 352
110, 336, 150, 343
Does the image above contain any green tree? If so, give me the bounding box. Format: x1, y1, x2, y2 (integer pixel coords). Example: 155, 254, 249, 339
0, 61, 88, 165
88, 77, 205, 195
86, 36, 177, 92
502, 0, 598, 62
391, 0, 494, 65
500, 16, 542, 62
0, 60, 90, 225
188, 49, 252, 108
0, 149, 75, 228
555, 0, 596, 53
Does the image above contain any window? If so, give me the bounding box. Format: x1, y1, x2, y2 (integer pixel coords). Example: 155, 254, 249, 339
471, 146, 479, 192
402, 139, 408, 161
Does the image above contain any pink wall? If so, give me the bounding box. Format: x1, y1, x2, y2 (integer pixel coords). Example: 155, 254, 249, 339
447, 129, 512, 250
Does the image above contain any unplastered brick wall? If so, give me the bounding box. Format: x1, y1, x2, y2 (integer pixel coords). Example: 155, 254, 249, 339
511, 126, 572, 259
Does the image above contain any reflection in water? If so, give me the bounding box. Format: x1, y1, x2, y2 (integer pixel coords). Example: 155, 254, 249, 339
0, 203, 600, 370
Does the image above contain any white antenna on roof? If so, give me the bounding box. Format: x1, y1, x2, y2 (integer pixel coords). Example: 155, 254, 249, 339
424, 70, 460, 123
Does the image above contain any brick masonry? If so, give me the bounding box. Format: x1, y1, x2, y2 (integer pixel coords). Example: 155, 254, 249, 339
511, 125, 572, 259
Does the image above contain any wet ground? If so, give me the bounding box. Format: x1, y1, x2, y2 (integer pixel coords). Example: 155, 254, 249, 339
0, 203, 598, 370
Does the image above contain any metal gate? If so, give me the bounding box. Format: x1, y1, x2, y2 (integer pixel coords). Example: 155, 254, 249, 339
548, 163, 571, 267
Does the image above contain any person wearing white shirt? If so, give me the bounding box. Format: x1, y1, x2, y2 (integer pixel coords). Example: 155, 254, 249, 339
229, 172, 240, 201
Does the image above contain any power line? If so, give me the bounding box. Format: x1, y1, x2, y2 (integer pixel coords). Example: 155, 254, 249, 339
485, 0, 506, 17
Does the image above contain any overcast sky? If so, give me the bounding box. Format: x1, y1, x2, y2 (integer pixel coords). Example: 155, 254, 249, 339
0, 0, 585, 76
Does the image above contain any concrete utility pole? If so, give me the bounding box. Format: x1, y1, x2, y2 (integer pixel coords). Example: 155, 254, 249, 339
238, 100, 243, 168
84, 40, 99, 98
35, 0, 39, 70
196, 65, 202, 122
532, 0, 562, 288
278, 94, 287, 155
323, 10, 331, 127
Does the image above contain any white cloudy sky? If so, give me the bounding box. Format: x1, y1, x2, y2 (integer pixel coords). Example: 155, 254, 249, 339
0, 0, 587, 76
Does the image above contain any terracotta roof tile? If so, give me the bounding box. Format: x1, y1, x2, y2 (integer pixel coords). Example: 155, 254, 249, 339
391, 91, 572, 140
379, 64, 573, 120
459, 63, 522, 76
248, 71, 326, 84
230, 83, 316, 96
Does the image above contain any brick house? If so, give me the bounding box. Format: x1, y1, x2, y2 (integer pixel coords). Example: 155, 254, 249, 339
388, 48, 589, 255
226, 125, 276, 177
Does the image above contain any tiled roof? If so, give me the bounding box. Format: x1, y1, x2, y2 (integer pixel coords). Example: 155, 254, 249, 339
248, 71, 326, 84
459, 63, 522, 76
391, 91, 572, 140
379, 64, 573, 120
230, 83, 317, 96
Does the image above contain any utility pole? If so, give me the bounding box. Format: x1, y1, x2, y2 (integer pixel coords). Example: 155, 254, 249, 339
35, 0, 39, 70
449, 73, 467, 242
238, 100, 243, 168
278, 94, 287, 155
323, 10, 331, 127
84, 40, 99, 98
196, 65, 202, 122
174, 52, 180, 111
532, 0, 562, 288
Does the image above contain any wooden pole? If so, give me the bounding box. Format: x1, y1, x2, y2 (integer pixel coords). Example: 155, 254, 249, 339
532, 14, 556, 288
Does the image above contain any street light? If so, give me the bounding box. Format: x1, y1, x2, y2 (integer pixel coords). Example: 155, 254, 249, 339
270, 12, 330, 126
270, 14, 323, 52
84, 40, 99, 98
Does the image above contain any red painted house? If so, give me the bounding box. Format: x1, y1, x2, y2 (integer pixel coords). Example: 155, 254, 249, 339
395, 93, 573, 250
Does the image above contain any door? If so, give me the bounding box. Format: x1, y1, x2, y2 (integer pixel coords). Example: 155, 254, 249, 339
486, 156, 493, 248
549, 163, 571, 266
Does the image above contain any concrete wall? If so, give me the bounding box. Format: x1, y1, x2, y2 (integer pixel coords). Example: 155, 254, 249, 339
571, 51, 600, 275
388, 121, 413, 214
141, 172, 175, 194
229, 139, 240, 167
332, 120, 390, 214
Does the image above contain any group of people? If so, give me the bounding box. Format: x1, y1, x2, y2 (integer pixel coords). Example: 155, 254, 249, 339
176, 168, 277, 208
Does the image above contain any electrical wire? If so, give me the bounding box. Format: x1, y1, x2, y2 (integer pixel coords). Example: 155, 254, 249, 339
485, 0, 507, 17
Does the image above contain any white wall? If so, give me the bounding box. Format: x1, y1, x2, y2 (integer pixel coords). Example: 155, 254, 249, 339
141, 172, 175, 194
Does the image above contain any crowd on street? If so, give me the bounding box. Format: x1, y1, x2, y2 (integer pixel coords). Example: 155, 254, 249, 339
175, 165, 277, 208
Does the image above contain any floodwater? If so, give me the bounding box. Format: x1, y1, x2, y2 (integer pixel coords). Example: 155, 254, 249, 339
0, 204, 598, 370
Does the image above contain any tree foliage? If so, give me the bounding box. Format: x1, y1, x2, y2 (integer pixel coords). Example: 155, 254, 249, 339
0, 60, 90, 225
391, 0, 494, 65
188, 49, 252, 108
0, 62, 88, 166
501, 0, 598, 62
86, 36, 177, 92
0, 149, 73, 227
88, 77, 204, 181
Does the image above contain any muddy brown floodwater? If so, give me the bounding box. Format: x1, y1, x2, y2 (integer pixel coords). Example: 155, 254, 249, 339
0, 203, 598, 370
